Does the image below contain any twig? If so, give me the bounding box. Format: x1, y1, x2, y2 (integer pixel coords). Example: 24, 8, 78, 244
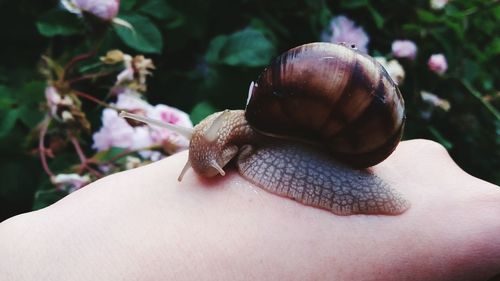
74, 91, 121, 111
461, 80, 500, 121
69, 134, 103, 178
61, 31, 106, 81
68, 70, 115, 84
61, 51, 98, 82
101, 145, 162, 166
38, 116, 55, 178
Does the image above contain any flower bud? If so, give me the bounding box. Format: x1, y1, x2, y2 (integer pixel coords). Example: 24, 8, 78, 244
430, 0, 449, 10
391, 40, 417, 60
100, 50, 125, 64
375, 57, 406, 85
427, 53, 448, 75
62, 0, 120, 21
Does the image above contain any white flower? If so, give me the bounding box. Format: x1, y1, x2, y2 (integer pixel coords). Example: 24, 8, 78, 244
125, 156, 142, 170
44, 86, 75, 122
51, 173, 91, 192
61, 0, 120, 21
115, 54, 155, 89
391, 40, 418, 60
133, 55, 155, 85
375, 57, 406, 85
116, 54, 134, 84
115, 89, 153, 112
421, 91, 451, 111
420, 91, 451, 119
321, 15, 370, 53
61, 111, 74, 122
430, 0, 449, 10
428, 53, 448, 75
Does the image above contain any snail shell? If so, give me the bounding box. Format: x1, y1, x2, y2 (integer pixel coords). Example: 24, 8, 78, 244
246, 42, 405, 168
119, 42, 409, 216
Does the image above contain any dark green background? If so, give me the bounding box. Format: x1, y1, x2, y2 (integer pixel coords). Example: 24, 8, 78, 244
0, 0, 498, 221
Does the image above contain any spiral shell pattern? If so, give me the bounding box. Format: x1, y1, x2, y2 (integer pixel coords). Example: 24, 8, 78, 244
245, 42, 405, 168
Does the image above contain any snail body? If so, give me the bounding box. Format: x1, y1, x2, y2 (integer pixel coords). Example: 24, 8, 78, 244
121, 42, 409, 216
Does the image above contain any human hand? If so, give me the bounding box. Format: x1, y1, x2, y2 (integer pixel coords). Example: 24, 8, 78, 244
1, 139, 499, 281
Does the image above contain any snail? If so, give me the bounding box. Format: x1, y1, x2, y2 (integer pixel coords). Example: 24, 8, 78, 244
120, 42, 409, 216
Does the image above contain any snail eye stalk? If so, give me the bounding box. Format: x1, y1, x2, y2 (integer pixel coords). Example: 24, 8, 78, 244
119, 111, 194, 140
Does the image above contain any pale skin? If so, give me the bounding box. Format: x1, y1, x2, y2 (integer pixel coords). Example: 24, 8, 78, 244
0, 139, 499, 281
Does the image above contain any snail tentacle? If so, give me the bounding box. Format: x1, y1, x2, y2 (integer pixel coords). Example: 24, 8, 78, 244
119, 111, 194, 140
177, 159, 192, 182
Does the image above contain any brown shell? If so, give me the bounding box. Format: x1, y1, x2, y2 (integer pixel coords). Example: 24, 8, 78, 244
245, 42, 405, 168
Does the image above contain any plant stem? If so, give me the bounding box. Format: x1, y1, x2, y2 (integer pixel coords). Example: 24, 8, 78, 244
461, 80, 500, 121
69, 134, 103, 178
61, 29, 107, 82
38, 116, 55, 178
74, 91, 121, 111
68, 70, 115, 84
62, 51, 98, 82
101, 145, 162, 166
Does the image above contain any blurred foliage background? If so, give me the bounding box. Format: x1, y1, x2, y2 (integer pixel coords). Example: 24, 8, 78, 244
0, 0, 498, 221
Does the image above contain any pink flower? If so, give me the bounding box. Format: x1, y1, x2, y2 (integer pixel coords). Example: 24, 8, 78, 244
148, 104, 193, 152
427, 54, 448, 75
93, 109, 135, 150
391, 40, 417, 60
93, 92, 155, 151
321, 15, 369, 53
115, 89, 153, 112
62, 0, 120, 21
92, 109, 156, 151
92, 90, 193, 155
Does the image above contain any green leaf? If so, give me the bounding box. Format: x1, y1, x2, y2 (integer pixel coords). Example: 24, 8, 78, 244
463, 59, 479, 82
429, 126, 453, 149
18, 105, 44, 128
367, 5, 384, 29
190, 101, 216, 124
444, 20, 464, 42
205, 36, 228, 63
340, 0, 368, 9
402, 23, 422, 35
120, 0, 140, 11
139, 0, 174, 20
16, 81, 46, 104
0, 109, 19, 138
33, 187, 68, 210
485, 37, 500, 56
91, 147, 128, 162
4, 81, 45, 127
114, 14, 163, 53
139, 0, 184, 29
205, 28, 276, 67
36, 9, 83, 37
0, 85, 15, 109
417, 9, 440, 23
